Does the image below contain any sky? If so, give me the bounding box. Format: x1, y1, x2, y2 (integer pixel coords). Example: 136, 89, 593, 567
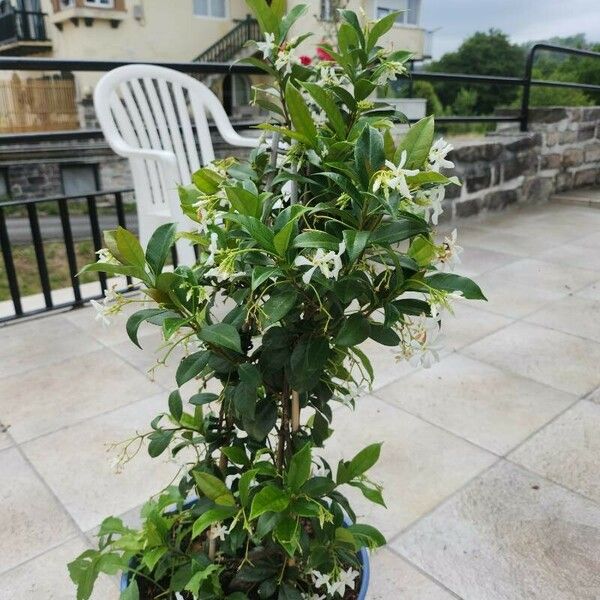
421, 0, 600, 59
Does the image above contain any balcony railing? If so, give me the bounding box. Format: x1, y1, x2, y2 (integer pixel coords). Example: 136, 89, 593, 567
0, 9, 49, 46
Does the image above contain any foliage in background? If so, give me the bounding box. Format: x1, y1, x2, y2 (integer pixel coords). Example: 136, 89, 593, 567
68, 3, 484, 599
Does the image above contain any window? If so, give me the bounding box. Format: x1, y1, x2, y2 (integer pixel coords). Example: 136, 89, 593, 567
60, 0, 74, 7
376, 0, 420, 25
61, 164, 99, 196
84, 0, 115, 7
320, 0, 333, 21
193, 0, 226, 18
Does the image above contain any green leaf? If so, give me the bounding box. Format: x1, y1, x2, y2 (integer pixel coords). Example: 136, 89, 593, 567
355, 125, 385, 187
148, 430, 173, 458
221, 446, 249, 466
191, 167, 222, 194
252, 266, 282, 290
78, 261, 142, 279
238, 469, 258, 507
395, 115, 434, 169
349, 479, 386, 507
300, 476, 336, 497
392, 298, 431, 316
349, 443, 382, 479
176, 350, 211, 386
250, 485, 290, 520
369, 324, 400, 346
115, 227, 145, 267
300, 82, 347, 138
279, 3, 308, 40
225, 186, 262, 218
246, 0, 278, 33
367, 10, 402, 50
145, 223, 177, 275
273, 220, 295, 257
346, 523, 386, 548
225, 213, 275, 252
126, 308, 167, 348
285, 81, 318, 148
120, 580, 139, 600
278, 583, 303, 600
193, 472, 236, 506
261, 288, 298, 327
293, 230, 340, 251
370, 216, 429, 245
274, 517, 301, 557
189, 392, 218, 406
342, 230, 370, 264
168, 390, 183, 421
192, 505, 237, 538
286, 443, 312, 491
289, 337, 330, 392
335, 313, 371, 347
199, 323, 242, 353
426, 272, 487, 300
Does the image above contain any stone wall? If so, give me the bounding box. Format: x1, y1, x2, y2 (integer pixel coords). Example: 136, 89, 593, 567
441, 106, 600, 221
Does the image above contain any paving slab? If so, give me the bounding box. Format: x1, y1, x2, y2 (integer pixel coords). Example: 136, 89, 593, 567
21, 394, 182, 532
376, 353, 575, 455
323, 395, 496, 538
509, 400, 600, 504
0, 348, 162, 442
463, 321, 600, 396
394, 461, 600, 600
0, 536, 118, 599
0, 448, 79, 574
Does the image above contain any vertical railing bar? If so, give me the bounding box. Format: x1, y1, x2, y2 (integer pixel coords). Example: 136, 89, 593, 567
86, 195, 107, 294
520, 45, 537, 132
114, 191, 133, 287
0, 206, 23, 316
26, 202, 53, 308
58, 197, 82, 305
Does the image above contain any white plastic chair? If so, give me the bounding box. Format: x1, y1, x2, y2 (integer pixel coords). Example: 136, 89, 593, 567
94, 64, 260, 265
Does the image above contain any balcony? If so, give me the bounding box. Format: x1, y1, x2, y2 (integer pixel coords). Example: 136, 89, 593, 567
49, 0, 127, 29
0, 9, 52, 55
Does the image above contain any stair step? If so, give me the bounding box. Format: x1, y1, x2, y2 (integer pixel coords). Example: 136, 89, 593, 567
550, 188, 600, 208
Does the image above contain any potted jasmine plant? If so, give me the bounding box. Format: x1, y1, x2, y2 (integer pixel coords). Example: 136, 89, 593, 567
69, 2, 484, 599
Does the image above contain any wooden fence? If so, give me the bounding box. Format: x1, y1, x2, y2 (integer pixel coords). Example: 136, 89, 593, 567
0, 74, 79, 133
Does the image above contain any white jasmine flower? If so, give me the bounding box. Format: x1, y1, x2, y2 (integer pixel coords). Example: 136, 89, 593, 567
294, 241, 346, 284
339, 384, 367, 407
104, 285, 119, 303
205, 264, 242, 282
256, 32, 276, 59
338, 567, 360, 592
310, 570, 331, 590
375, 60, 408, 86
90, 298, 111, 327
373, 152, 419, 199
275, 46, 298, 74
425, 186, 445, 225
397, 314, 444, 369
437, 229, 462, 271
428, 138, 454, 172
205, 232, 219, 267
96, 248, 118, 265
319, 66, 341, 86
208, 524, 228, 541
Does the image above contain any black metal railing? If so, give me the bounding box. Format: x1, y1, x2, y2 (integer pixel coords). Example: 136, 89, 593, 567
194, 15, 260, 63
0, 9, 48, 45
0, 189, 137, 323
0, 44, 600, 322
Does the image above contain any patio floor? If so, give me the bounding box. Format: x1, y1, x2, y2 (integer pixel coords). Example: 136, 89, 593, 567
2, 199, 600, 599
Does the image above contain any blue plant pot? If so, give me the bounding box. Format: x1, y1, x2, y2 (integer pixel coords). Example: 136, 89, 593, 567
120, 504, 370, 599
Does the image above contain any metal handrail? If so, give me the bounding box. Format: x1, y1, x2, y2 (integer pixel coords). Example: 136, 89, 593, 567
194, 15, 260, 63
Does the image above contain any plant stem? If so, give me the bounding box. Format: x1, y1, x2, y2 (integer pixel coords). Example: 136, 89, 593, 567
291, 390, 300, 432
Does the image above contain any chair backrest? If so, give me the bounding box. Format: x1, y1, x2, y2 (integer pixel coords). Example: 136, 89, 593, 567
94, 64, 257, 216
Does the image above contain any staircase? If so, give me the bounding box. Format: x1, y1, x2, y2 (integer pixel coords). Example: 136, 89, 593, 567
194, 15, 260, 63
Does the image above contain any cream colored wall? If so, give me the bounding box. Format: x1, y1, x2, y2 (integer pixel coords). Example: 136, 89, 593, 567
288, 0, 425, 58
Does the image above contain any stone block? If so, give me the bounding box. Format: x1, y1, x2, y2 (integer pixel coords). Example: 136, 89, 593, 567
573, 168, 598, 187
581, 106, 600, 122
555, 171, 573, 191
584, 143, 600, 163
559, 130, 578, 145
504, 134, 541, 152
502, 152, 537, 181
464, 164, 492, 193
528, 107, 568, 123
542, 153, 562, 170
562, 147, 584, 167
455, 197, 481, 218
445, 179, 462, 200
577, 124, 596, 141
450, 142, 503, 162
522, 175, 555, 203
484, 189, 519, 211
544, 131, 560, 147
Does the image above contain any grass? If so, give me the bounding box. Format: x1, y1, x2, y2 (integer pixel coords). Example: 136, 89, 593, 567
0, 240, 100, 301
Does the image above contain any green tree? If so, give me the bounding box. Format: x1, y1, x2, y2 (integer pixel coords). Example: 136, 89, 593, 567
427, 29, 525, 114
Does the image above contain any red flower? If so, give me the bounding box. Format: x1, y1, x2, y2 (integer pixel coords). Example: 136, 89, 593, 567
299, 55, 312, 66
316, 47, 334, 61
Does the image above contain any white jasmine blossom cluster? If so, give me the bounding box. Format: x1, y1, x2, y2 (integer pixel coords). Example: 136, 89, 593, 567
372, 151, 419, 199
208, 523, 228, 542
310, 567, 360, 597
275, 45, 298, 74
396, 311, 444, 368
294, 241, 346, 284
427, 138, 454, 172
90, 286, 124, 327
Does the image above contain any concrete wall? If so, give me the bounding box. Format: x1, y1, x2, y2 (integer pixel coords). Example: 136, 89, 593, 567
440, 107, 600, 222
